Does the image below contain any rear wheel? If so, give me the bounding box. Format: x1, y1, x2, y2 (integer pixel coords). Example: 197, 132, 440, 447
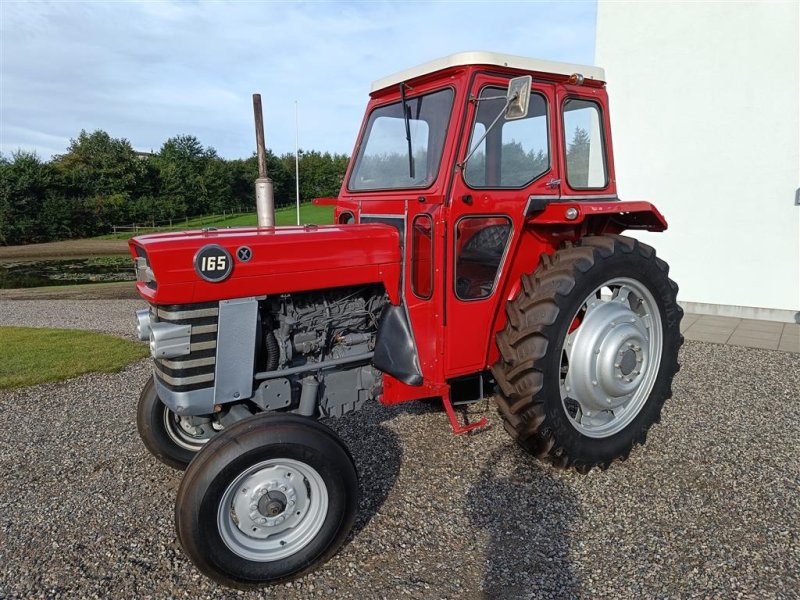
136, 376, 219, 470
492, 235, 683, 472
175, 413, 359, 587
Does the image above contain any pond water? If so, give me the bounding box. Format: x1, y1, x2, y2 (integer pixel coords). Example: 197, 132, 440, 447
0, 257, 136, 288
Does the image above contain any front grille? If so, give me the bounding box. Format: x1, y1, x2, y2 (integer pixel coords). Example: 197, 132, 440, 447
152, 302, 218, 392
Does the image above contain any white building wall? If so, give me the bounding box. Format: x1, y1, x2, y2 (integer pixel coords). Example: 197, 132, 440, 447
595, 0, 799, 322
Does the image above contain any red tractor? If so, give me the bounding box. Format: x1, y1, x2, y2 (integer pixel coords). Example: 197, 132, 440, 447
130, 52, 682, 587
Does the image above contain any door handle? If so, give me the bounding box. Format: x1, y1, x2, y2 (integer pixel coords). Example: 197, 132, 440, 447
546, 178, 561, 189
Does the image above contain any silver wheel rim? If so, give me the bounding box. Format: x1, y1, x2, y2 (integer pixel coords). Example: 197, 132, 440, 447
560, 277, 663, 438
162, 407, 215, 452
217, 458, 328, 562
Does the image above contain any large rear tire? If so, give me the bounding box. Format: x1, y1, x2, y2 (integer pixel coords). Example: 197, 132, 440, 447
175, 413, 359, 587
492, 235, 683, 472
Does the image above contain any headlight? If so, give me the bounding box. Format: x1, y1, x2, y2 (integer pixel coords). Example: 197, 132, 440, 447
149, 322, 192, 359
135, 308, 151, 341
133, 249, 157, 290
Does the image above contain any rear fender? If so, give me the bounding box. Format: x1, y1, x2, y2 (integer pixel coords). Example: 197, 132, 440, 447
525, 199, 668, 233
485, 200, 669, 367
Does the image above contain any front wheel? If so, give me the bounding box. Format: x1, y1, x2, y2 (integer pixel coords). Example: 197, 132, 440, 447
175, 413, 359, 587
136, 376, 219, 470
492, 235, 683, 472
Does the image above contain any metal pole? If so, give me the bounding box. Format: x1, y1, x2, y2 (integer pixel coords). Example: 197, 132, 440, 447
295, 100, 300, 226
252, 93, 275, 227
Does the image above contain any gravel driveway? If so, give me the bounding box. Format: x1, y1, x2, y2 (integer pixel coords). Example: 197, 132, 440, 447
1, 300, 798, 599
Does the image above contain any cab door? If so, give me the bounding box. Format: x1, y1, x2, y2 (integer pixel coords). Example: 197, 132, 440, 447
444, 73, 558, 376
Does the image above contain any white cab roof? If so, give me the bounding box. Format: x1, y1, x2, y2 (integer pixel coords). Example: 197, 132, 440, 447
371, 51, 605, 93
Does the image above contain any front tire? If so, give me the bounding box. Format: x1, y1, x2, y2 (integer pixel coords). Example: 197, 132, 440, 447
136, 376, 217, 470
175, 414, 359, 587
492, 235, 683, 472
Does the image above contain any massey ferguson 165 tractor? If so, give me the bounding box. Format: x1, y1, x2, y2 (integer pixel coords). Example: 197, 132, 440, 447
130, 52, 682, 587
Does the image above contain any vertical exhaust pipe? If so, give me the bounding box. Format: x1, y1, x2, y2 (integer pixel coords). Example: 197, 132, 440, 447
252, 94, 275, 227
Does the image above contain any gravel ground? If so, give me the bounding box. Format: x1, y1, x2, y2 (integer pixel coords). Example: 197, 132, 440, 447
1, 300, 798, 599
0, 299, 146, 340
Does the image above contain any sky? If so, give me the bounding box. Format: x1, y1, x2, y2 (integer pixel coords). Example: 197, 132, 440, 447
1, 1, 597, 160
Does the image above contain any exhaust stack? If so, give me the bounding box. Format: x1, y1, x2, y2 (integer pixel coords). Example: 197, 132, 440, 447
252, 94, 275, 227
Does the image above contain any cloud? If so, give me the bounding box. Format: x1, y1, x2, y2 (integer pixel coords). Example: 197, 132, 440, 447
1, 1, 597, 160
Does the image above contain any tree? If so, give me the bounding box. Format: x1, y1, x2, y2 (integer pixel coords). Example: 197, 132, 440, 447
53, 129, 146, 198
0, 151, 54, 244
153, 135, 211, 217
288, 151, 350, 199
1, 128, 352, 244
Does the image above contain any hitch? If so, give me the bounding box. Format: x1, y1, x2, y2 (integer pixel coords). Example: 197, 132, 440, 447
442, 388, 489, 435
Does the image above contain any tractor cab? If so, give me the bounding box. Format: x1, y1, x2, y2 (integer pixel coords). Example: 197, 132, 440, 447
320, 52, 666, 413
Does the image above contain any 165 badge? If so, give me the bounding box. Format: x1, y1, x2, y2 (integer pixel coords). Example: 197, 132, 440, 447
194, 244, 233, 282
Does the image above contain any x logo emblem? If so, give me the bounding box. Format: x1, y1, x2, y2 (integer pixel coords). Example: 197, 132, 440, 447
237, 246, 252, 262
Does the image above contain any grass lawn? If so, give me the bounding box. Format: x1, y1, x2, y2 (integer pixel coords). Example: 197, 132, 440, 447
97, 203, 334, 239
0, 326, 148, 389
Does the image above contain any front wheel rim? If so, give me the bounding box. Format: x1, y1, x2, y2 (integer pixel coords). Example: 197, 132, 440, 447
217, 458, 329, 562
163, 407, 215, 452
560, 277, 664, 438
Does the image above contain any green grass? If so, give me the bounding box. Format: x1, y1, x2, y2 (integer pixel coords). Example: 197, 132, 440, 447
97, 203, 334, 239
0, 326, 148, 389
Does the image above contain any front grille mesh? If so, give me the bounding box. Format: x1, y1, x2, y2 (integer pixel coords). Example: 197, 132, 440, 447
152, 302, 218, 392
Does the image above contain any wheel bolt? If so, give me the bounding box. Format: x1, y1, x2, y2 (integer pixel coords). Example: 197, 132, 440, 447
592, 380, 597, 386
614, 362, 620, 368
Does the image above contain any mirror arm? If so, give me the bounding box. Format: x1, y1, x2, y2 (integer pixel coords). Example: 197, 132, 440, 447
457, 94, 515, 169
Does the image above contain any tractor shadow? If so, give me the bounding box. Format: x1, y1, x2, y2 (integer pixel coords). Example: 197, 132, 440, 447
467, 446, 582, 599
322, 401, 410, 537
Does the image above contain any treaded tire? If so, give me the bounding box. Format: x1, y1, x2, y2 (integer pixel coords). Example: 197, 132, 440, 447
175, 413, 359, 588
492, 234, 683, 473
136, 375, 209, 470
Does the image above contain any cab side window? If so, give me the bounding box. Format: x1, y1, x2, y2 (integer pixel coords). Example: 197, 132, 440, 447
563, 98, 608, 189
411, 214, 433, 299
455, 216, 512, 300
464, 87, 549, 188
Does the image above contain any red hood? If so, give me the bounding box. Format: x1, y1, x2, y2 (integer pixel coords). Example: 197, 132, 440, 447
129, 224, 402, 305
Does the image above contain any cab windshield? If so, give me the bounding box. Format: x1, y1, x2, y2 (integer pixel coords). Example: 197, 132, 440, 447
348, 88, 454, 191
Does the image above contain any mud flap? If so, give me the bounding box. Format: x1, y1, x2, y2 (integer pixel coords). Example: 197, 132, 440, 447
372, 304, 423, 386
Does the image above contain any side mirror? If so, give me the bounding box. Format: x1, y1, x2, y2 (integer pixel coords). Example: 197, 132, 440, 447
505, 75, 532, 120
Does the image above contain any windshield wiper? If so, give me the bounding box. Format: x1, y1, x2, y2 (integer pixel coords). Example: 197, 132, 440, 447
400, 82, 415, 179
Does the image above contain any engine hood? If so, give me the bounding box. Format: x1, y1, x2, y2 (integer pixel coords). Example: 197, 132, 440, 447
129, 224, 402, 305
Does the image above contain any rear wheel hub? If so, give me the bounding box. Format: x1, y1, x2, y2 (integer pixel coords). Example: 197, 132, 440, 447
561, 278, 663, 438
